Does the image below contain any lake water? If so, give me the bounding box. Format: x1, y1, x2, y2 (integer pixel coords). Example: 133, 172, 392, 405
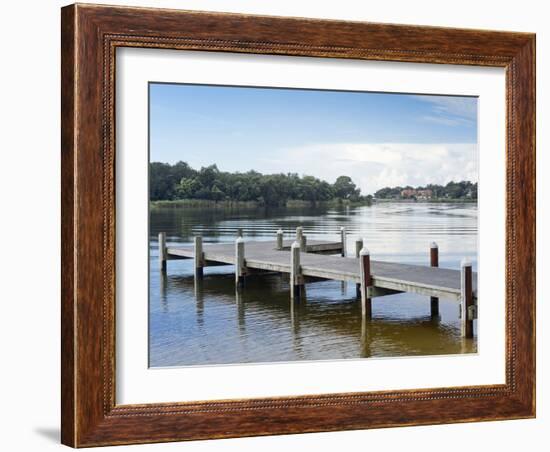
149, 202, 478, 367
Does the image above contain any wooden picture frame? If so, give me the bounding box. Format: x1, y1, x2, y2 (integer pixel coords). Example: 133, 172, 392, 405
61, 3, 535, 447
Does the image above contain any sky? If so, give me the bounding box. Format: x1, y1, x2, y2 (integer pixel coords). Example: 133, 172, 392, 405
149, 83, 478, 195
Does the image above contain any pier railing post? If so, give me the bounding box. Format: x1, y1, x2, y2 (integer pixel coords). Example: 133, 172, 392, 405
158, 232, 167, 272
194, 236, 204, 279
340, 227, 347, 257
276, 228, 284, 250
237, 228, 243, 238
359, 247, 372, 318
235, 237, 246, 289
430, 242, 439, 317
290, 241, 302, 300
460, 258, 474, 338
355, 238, 363, 297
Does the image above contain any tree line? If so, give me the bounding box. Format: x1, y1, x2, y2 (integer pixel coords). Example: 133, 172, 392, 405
374, 181, 478, 200
150, 161, 368, 206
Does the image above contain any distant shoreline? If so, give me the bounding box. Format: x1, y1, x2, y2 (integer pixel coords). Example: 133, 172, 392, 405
150, 198, 372, 209
373, 198, 477, 204
150, 198, 476, 209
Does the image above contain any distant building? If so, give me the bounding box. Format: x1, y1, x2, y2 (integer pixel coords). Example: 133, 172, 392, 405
400, 188, 432, 200
400, 189, 416, 198
416, 189, 432, 200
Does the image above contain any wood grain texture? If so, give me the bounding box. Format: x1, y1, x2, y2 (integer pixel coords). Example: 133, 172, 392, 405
60, 5, 76, 447
60, 3, 536, 447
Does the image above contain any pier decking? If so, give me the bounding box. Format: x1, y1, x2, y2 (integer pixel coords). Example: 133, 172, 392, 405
158, 228, 477, 337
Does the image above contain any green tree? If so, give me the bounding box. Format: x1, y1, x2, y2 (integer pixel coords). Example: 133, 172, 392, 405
210, 184, 225, 201
333, 175, 359, 200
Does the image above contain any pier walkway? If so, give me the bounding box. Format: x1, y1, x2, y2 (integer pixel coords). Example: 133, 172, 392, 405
158, 227, 477, 337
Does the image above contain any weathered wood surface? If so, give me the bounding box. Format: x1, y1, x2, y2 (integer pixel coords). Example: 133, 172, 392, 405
166, 239, 477, 301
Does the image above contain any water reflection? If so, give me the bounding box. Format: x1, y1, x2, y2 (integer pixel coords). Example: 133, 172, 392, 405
149, 203, 477, 367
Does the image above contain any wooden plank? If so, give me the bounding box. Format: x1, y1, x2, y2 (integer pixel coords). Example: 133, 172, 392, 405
366, 286, 403, 298
371, 277, 461, 301
166, 247, 193, 258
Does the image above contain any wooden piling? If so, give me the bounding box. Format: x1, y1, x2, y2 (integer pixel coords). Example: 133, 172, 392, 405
300, 234, 307, 252
158, 232, 167, 271
194, 236, 204, 279
235, 237, 246, 288
237, 228, 243, 238
355, 238, 363, 297
276, 228, 284, 250
340, 227, 346, 257
430, 242, 439, 317
290, 241, 302, 300
359, 247, 372, 318
355, 239, 363, 258
461, 258, 474, 338
296, 226, 303, 244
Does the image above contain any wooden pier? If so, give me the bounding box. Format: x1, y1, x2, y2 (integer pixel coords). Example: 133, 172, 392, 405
158, 228, 477, 337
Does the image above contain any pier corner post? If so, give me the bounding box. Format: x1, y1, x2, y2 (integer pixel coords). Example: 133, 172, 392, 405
158, 232, 167, 272
359, 247, 372, 319
290, 241, 302, 300
355, 238, 364, 297
194, 236, 204, 279
276, 228, 284, 250
235, 237, 246, 289
430, 242, 440, 317
460, 258, 474, 338
340, 227, 347, 257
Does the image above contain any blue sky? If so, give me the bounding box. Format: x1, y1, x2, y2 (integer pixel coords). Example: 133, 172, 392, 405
149, 83, 478, 195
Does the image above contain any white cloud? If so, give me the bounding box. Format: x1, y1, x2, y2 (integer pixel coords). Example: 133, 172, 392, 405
413, 95, 477, 125
258, 142, 478, 195
421, 115, 470, 126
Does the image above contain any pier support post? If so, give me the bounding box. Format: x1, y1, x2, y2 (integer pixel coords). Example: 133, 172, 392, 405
430, 242, 439, 317
300, 234, 307, 252
359, 247, 372, 318
355, 238, 364, 297
461, 258, 474, 338
235, 237, 246, 289
290, 241, 303, 300
158, 232, 167, 272
194, 236, 204, 279
296, 226, 303, 244
237, 228, 243, 238
276, 228, 284, 250
340, 227, 347, 257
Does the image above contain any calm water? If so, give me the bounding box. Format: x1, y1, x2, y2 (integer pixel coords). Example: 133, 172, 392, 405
149, 202, 478, 367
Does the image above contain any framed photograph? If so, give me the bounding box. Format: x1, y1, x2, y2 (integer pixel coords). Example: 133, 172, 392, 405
61, 3, 535, 447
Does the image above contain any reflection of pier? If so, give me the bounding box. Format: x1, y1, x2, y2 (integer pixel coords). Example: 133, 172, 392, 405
158, 227, 477, 338
165, 274, 474, 359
